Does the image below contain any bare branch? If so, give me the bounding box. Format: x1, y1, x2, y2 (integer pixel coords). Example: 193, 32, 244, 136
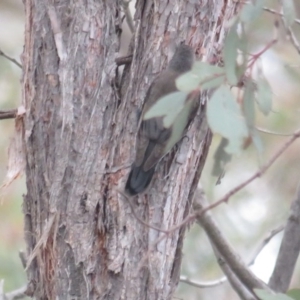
285, 25, 300, 55
193, 189, 269, 292
115, 55, 132, 66
180, 275, 227, 288
0, 49, 22, 69
257, 127, 293, 137
263, 5, 300, 54
268, 183, 300, 292
248, 224, 285, 266
0, 109, 17, 120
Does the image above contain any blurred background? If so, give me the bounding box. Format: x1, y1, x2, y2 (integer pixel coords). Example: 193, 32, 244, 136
0, 0, 299, 299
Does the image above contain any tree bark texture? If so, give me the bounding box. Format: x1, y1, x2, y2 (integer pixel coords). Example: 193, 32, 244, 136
22, 0, 240, 299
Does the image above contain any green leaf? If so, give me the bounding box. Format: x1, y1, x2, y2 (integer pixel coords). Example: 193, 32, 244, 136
207, 85, 249, 154
240, 0, 266, 24
212, 138, 232, 182
223, 23, 239, 85
282, 0, 296, 27
287, 289, 300, 300
242, 80, 256, 127
201, 75, 225, 91
254, 289, 295, 300
251, 128, 264, 158
143, 91, 188, 127
256, 74, 272, 115
176, 62, 224, 92
242, 80, 263, 157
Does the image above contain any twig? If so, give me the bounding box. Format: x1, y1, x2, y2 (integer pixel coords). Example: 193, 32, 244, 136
193, 189, 269, 292
248, 224, 285, 266
0, 109, 17, 120
285, 25, 300, 54
121, 0, 135, 33
263, 5, 300, 54
115, 55, 132, 66
268, 183, 300, 292
263, 7, 300, 26
180, 275, 227, 288
256, 127, 293, 136
0, 49, 22, 69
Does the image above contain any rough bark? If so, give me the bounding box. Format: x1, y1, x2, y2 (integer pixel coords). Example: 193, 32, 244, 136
22, 0, 240, 299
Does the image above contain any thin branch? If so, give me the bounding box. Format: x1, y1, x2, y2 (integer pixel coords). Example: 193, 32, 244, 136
193, 189, 269, 293
268, 183, 300, 292
180, 275, 227, 288
256, 127, 293, 137
263, 7, 300, 26
248, 224, 285, 266
0, 109, 17, 120
285, 25, 300, 55
0, 50, 22, 69
263, 5, 300, 54
121, 0, 135, 33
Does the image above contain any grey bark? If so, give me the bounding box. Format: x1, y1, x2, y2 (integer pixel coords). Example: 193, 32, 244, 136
22, 0, 240, 299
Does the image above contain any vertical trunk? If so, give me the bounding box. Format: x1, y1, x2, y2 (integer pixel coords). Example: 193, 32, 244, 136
22, 0, 240, 299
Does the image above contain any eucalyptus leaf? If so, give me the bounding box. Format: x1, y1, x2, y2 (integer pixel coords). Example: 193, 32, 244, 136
251, 128, 263, 159
176, 62, 224, 92
143, 91, 188, 128
242, 80, 256, 127
240, 0, 266, 24
223, 23, 239, 85
212, 138, 232, 183
207, 85, 249, 154
201, 74, 225, 91
256, 75, 272, 115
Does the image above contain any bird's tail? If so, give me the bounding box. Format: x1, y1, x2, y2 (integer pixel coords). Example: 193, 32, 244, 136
125, 165, 155, 195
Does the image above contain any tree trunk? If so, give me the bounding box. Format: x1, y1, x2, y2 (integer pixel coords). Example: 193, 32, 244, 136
22, 0, 240, 299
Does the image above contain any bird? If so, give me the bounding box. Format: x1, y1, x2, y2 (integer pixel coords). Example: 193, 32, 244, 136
125, 44, 198, 195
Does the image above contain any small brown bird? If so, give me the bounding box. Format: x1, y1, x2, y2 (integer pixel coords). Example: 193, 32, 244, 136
125, 44, 197, 195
